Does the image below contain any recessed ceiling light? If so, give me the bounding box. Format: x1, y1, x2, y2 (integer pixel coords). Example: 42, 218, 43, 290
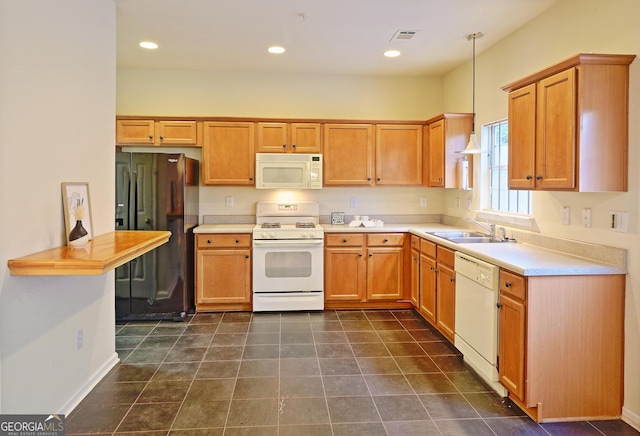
139, 41, 158, 49
384, 50, 401, 57
268, 46, 285, 54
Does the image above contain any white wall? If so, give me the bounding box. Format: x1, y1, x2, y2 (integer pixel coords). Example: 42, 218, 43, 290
0, 1, 116, 413
442, 0, 640, 425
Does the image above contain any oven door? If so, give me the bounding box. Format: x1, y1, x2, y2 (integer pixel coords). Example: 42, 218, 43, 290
252, 239, 324, 293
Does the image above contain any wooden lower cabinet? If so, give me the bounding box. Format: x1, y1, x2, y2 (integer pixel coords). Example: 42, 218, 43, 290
415, 237, 455, 342
324, 232, 411, 309
498, 269, 625, 422
195, 234, 252, 311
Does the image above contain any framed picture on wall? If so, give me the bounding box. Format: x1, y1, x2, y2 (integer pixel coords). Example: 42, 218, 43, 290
62, 182, 94, 244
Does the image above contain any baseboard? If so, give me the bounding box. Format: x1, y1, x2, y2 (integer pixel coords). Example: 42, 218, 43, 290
622, 406, 640, 431
59, 353, 120, 415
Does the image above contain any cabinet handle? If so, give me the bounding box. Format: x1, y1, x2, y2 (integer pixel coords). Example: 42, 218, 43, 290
497, 302, 503, 309
536, 175, 542, 180
359, 253, 363, 257
367, 177, 372, 181
369, 253, 373, 257
292, 144, 296, 149
450, 277, 455, 283
245, 255, 250, 259
159, 135, 164, 141
383, 238, 388, 243
434, 269, 439, 273
526, 175, 532, 180
438, 177, 442, 182
430, 266, 435, 271
235, 239, 240, 244
505, 281, 512, 288
249, 177, 254, 181
148, 135, 153, 140
377, 177, 381, 181
342, 238, 347, 243
207, 239, 212, 244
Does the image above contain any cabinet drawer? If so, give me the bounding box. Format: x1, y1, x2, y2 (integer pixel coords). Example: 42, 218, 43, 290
197, 234, 251, 248
326, 233, 364, 247
367, 233, 404, 246
500, 269, 526, 300
420, 238, 437, 258
436, 245, 455, 266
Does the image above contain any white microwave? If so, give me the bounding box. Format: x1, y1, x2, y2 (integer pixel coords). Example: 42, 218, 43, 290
255, 153, 322, 189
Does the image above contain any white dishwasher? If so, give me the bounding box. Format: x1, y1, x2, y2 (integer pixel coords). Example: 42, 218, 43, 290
454, 252, 507, 396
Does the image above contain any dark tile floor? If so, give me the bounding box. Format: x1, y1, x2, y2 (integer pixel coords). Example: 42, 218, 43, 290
67, 309, 638, 435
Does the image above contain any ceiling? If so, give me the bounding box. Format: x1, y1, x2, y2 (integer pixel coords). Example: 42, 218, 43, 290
115, 0, 559, 77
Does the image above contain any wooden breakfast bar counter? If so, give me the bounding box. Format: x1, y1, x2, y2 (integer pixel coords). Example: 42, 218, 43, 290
7, 230, 171, 276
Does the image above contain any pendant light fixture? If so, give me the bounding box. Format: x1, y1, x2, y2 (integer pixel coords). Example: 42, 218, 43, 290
460, 31, 484, 154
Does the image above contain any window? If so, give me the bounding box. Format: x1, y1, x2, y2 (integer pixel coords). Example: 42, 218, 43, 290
487, 120, 531, 215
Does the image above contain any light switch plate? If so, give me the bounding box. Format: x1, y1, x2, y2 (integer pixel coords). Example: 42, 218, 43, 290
331, 212, 345, 225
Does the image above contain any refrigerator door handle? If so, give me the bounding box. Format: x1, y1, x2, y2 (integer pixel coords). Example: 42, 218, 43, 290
132, 171, 138, 230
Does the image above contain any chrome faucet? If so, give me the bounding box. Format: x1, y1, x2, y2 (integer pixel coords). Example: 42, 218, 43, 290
466, 216, 496, 237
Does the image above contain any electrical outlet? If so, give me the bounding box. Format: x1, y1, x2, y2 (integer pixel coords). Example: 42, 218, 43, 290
225, 196, 233, 207
420, 197, 427, 208
350, 196, 357, 208
561, 206, 570, 225
582, 208, 592, 228
76, 329, 83, 350
610, 211, 628, 232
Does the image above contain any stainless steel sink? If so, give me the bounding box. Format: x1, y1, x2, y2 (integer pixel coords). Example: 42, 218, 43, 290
430, 231, 486, 238
446, 236, 504, 243
429, 231, 512, 244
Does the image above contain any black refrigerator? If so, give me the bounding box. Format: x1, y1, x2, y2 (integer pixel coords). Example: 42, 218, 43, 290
115, 152, 199, 321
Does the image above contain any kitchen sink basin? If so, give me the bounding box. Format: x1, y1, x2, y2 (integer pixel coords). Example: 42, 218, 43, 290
446, 236, 504, 243
429, 231, 512, 244
430, 231, 486, 238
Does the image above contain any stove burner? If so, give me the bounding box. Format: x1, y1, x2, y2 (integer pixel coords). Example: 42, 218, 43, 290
261, 222, 281, 229
296, 222, 316, 228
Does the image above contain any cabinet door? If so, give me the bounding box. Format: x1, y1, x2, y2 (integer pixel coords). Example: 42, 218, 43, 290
290, 123, 321, 153
436, 263, 456, 342
202, 122, 255, 185
419, 254, 437, 323
375, 125, 422, 185
116, 119, 155, 145
366, 247, 404, 300
508, 84, 537, 189
256, 122, 288, 153
196, 249, 251, 304
325, 247, 366, 301
427, 120, 445, 186
323, 124, 374, 185
157, 121, 198, 145
410, 248, 420, 308
536, 68, 576, 189
499, 293, 526, 402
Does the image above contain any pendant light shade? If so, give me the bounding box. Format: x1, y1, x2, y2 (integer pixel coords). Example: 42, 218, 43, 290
459, 32, 484, 155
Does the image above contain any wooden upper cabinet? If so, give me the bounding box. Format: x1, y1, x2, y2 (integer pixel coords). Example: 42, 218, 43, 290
256, 122, 321, 153
116, 119, 199, 146
202, 121, 255, 185
116, 119, 155, 145
503, 53, 635, 192
425, 114, 473, 188
375, 125, 422, 185
323, 124, 374, 186
508, 84, 537, 189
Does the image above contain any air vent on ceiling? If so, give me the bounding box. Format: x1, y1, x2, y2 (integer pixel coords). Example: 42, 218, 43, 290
390, 30, 418, 41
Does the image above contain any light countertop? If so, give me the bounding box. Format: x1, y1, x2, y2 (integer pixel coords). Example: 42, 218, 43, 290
194, 223, 627, 276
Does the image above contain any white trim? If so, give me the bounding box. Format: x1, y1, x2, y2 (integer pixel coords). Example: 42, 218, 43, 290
59, 353, 120, 415
622, 406, 640, 432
